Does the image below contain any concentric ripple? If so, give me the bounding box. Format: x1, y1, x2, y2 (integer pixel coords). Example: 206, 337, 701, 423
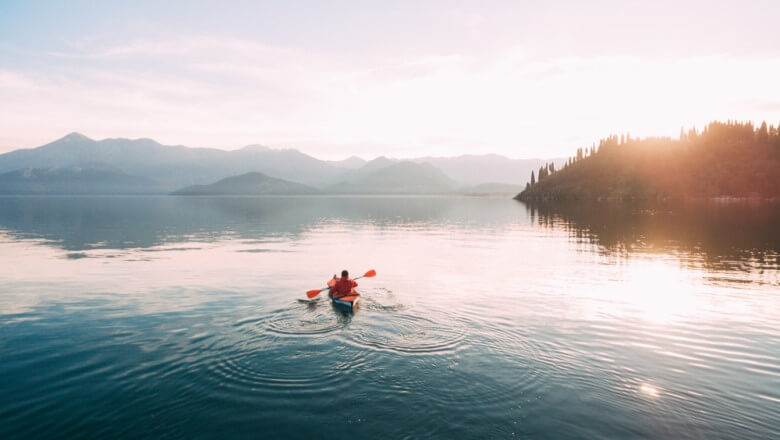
206, 345, 366, 397
345, 311, 466, 355
264, 302, 349, 337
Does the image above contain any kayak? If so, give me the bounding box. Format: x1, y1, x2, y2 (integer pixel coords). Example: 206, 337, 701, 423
329, 292, 360, 310
327, 278, 360, 310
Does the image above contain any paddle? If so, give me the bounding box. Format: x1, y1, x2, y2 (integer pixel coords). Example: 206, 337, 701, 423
307, 269, 376, 298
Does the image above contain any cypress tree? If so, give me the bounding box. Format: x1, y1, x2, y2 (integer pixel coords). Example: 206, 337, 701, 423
530, 171, 535, 186
776, 121, 780, 147
757, 121, 769, 143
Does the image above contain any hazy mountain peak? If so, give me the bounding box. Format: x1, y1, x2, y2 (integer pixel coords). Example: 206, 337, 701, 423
361, 156, 396, 169
132, 137, 163, 145
326, 155, 367, 169
60, 132, 93, 143
240, 144, 271, 152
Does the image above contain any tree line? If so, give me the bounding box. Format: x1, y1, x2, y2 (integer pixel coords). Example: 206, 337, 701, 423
520, 120, 780, 200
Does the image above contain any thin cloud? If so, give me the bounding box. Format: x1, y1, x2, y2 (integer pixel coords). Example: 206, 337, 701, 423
2, 34, 780, 158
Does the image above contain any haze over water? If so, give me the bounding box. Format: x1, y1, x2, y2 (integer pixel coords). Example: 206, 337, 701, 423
0, 196, 778, 439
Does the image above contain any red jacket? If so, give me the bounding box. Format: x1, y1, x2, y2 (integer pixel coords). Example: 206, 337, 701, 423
332, 277, 358, 298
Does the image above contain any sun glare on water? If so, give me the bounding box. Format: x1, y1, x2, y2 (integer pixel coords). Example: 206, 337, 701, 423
639, 383, 661, 398
623, 259, 700, 324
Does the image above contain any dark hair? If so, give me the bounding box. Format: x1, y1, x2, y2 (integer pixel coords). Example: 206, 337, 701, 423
341, 270, 348, 277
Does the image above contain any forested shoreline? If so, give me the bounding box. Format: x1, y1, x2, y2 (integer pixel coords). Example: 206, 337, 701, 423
516, 121, 780, 201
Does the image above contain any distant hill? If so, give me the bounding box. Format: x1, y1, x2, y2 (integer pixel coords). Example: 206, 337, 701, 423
358, 156, 396, 172
328, 161, 456, 194
326, 156, 367, 169
412, 154, 565, 186
516, 121, 780, 201
0, 164, 162, 194
333, 156, 398, 184
172, 172, 318, 195
460, 182, 524, 196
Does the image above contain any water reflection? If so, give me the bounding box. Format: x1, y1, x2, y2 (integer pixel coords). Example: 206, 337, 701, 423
0, 196, 778, 439
523, 200, 780, 273
0, 196, 520, 251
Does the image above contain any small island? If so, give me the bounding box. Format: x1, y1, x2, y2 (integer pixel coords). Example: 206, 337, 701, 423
516, 121, 780, 202
171, 172, 318, 195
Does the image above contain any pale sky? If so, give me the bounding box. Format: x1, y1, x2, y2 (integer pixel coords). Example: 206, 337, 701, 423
1, 0, 779, 159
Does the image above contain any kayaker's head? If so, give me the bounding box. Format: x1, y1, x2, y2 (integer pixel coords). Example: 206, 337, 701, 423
341, 270, 348, 278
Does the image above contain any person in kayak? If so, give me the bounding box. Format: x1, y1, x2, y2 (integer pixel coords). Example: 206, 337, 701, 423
330, 270, 359, 299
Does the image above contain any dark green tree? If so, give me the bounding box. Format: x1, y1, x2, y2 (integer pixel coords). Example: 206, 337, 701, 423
757, 121, 768, 143
530, 170, 535, 186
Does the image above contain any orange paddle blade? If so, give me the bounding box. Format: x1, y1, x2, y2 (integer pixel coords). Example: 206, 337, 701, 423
307, 289, 324, 298
363, 269, 376, 278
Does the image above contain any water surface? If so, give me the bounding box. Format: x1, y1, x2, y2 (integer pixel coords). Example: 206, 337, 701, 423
1, 196, 778, 439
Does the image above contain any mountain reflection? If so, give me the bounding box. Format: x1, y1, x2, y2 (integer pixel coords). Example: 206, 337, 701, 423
523, 200, 780, 272
2, 196, 778, 277
0, 196, 515, 251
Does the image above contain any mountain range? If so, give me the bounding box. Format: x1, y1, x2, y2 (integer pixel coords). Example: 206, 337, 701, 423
0, 133, 560, 195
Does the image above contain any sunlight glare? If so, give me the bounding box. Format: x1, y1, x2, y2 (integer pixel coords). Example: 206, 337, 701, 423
639, 383, 660, 398
626, 259, 698, 323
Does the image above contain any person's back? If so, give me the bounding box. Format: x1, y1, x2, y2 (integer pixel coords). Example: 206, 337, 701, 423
332, 270, 358, 298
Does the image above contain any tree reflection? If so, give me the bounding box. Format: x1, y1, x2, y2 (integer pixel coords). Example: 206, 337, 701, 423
523, 200, 780, 272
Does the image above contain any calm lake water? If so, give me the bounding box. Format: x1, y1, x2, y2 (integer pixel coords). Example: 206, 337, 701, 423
0, 196, 778, 439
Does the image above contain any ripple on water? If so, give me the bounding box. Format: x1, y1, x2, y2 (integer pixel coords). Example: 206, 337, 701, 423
263, 302, 349, 337
206, 346, 366, 398
358, 287, 406, 312
200, 303, 369, 400
345, 311, 465, 355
